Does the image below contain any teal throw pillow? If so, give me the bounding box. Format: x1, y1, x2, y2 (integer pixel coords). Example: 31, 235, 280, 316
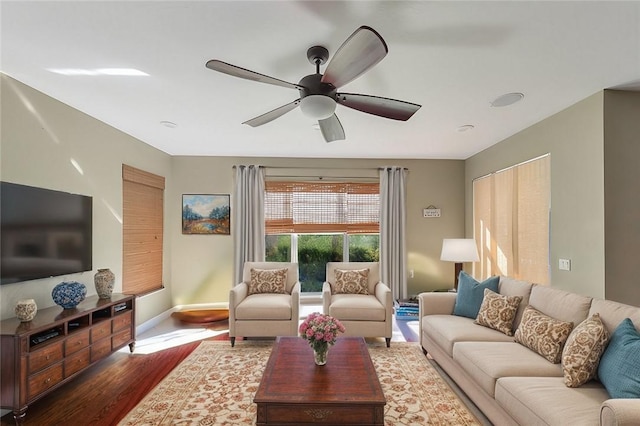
453, 272, 499, 319
597, 318, 640, 398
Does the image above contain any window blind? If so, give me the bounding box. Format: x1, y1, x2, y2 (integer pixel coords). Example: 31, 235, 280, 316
473, 155, 550, 284
265, 181, 380, 234
122, 164, 165, 295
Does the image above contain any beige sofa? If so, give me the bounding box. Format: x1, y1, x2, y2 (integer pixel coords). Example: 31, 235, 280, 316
418, 277, 640, 426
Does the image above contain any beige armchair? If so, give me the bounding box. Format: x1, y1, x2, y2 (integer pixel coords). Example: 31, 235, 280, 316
322, 262, 393, 347
229, 262, 300, 347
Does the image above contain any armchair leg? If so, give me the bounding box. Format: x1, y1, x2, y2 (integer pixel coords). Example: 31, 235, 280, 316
385, 338, 391, 348
230, 337, 235, 347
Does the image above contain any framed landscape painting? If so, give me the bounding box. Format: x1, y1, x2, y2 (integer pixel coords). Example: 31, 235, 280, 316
182, 194, 230, 235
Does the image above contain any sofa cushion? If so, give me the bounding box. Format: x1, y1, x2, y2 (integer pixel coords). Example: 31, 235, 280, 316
474, 289, 522, 336
598, 318, 640, 398
453, 342, 562, 397
561, 313, 609, 387
333, 268, 369, 295
496, 376, 609, 426
529, 284, 591, 326
235, 293, 292, 320
329, 294, 385, 321
514, 306, 574, 363
421, 314, 514, 357
589, 298, 640, 335
248, 268, 288, 295
453, 272, 499, 319
498, 276, 533, 330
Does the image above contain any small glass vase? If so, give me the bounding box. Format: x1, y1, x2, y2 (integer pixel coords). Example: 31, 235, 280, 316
314, 344, 329, 366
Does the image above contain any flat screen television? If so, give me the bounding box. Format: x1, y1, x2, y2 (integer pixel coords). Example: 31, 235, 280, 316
1, 181, 92, 285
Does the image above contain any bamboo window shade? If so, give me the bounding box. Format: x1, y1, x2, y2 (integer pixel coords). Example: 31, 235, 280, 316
264, 181, 380, 234
122, 165, 165, 295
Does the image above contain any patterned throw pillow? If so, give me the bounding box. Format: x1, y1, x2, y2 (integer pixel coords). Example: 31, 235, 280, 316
514, 305, 574, 364
561, 313, 609, 387
248, 268, 288, 295
474, 289, 522, 336
333, 269, 369, 294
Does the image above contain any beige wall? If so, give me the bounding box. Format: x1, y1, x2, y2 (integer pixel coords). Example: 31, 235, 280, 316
169, 156, 465, 305
0, 75, 174, 323
465, 92, 606, 298
603, 90, 640, 306
1, 75, 465, 324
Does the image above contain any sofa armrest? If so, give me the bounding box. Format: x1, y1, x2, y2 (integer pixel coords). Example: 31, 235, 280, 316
322, 282, 332, 314
418, 292, 457, 317
601, 399, 640, 426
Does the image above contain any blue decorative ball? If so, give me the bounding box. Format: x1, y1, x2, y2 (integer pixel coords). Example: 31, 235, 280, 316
52, 281, 87, 309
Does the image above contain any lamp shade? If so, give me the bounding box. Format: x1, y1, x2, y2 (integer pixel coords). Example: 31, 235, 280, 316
300, 95, 336, 120
440, 239, 479, 263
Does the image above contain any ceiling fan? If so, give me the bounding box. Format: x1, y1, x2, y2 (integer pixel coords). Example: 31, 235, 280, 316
205, 26, 421, 142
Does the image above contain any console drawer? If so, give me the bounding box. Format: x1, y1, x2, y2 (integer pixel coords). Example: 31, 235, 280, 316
28, 363, 63, 400
91, 337, 112, 362
65, 329, 90, 355
112, 328, 132, 349
112, 311, 132, 332
91, 320, 112, 342
28, 341, 64, 374
64, 347, 90, 377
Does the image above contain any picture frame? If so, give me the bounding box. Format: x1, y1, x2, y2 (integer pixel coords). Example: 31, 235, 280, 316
182, 194, 230, 235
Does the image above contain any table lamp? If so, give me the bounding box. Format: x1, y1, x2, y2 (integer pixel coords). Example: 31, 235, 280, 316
440, 238, 480, 290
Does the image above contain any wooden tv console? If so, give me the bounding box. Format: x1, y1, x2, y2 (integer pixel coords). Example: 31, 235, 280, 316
0, 294, 135, 424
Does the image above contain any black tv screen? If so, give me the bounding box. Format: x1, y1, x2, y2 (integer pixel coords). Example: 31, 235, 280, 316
1, 182, 92, 285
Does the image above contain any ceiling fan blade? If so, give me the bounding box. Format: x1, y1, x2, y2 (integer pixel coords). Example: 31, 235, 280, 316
206, 60, 302, 90
321, 26, 388, 89
337, 93, 421, 121
318, 114, 345, 142
242, 99, 301, 127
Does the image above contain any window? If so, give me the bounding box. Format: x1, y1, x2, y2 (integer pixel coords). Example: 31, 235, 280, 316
264, 181, 380, 291
122, 164, 165, 294
473, 154, 550, 284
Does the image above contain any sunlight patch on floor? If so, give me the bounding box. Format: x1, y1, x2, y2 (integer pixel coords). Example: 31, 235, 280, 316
122, 326, 227, 355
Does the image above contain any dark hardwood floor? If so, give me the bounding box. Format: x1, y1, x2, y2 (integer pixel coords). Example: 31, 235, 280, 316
1, 316, 418, 426
0, 331, 228, 426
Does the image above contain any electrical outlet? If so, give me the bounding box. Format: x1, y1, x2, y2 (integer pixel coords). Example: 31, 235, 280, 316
559, 259, 571, 271
409, 269, 414, 278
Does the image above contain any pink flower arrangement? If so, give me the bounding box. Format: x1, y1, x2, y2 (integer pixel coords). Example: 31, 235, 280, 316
299, 312, 346, 352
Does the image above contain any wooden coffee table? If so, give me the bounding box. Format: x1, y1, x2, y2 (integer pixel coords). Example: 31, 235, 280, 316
254, 336, 385, 425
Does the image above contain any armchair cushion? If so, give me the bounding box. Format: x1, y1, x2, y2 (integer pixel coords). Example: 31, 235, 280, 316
328, 293, 386, 321
248, 268, 288, 295
235, 293, 293, 320
333, 268, 370, 294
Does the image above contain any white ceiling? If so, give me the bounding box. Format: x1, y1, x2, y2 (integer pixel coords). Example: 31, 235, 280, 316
2, 1, 639, 160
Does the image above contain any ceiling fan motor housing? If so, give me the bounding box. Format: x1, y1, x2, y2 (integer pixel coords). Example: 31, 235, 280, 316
298, 74, 337, 100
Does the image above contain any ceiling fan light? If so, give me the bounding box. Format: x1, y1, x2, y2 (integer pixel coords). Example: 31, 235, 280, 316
300, 95, 336, 120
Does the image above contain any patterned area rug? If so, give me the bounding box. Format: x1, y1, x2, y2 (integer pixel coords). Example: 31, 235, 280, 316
119, 340, 480, 425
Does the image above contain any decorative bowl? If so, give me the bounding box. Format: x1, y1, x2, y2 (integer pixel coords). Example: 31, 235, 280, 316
52, 281, 87, 309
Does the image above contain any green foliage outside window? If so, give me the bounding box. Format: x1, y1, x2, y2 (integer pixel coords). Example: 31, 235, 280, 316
265, 234, 379, 292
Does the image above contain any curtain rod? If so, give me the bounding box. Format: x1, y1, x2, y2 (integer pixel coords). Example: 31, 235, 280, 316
232, 165, 408, 171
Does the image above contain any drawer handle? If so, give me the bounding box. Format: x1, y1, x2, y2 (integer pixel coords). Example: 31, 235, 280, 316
45, 378, 51, 384
76, 341, 82, 345
46, 355, 50, 360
